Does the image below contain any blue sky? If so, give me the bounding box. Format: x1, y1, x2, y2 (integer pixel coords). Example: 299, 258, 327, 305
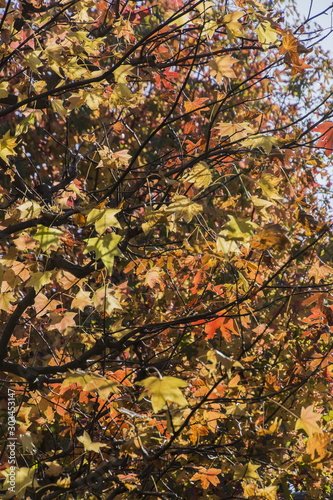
295, 0, 333, 53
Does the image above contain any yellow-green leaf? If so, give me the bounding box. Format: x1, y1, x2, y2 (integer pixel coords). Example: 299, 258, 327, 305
0, 130, 18, 164
34, 226, 63, 251
224, 215, 258, 242
85, 208, 122, 234
77, 431, 107, 453
83, 233, 123, 274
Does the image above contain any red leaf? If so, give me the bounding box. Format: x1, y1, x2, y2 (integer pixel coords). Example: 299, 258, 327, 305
313, 121, 333, 156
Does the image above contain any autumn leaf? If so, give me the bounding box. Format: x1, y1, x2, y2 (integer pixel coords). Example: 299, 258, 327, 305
191, 467, 221, 489
233, 462, 260, 480
136, 376, 188, 413
0, 130, 19, 164
242, 133, 280, 154
223, 10, 244, 38
259, 172, 282, 200
85, 208, 122, 234
313, 121, 333, 156
62, 369, 119, 399
77, 431, 107, 453
223, 215, 258, 242
83, 233, 123, 274
208, 55, 237, 84
295, 405, 322, 436
34, 226, 63, 252
255, 20, 278, 49
181, 161, 212, 189
205, 316, 238, 342
2, 467, 38, 499
305, 432, 331, 462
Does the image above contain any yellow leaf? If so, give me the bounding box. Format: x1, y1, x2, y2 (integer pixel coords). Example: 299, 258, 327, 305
233, 462, 260, 480
62, 369, 118, 399
223, 10, 244, 38
136, 376, 188, 413
0, 130, 18, 164
295, 405, 322, 436
78, 431, 107, 453
255, 21, 279, 49
2, 467, 38, 499
51, 99, 68, 120
114, 64, 134, 84
34, 226, 63, 251
0, 81, 8, 98
27, 271, 53, 293
242, 133, 280, 154
306, 432, 331, 462
182, 161, 212, 189
259, 172, 282, 200
93, 286, 123, 315
85, 208, 122, 234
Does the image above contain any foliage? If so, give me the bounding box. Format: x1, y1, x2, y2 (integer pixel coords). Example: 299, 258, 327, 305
1, 0, 333, 498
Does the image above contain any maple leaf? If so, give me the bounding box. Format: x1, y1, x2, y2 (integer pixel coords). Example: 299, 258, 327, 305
0, 130, 19, 164
313, 121, 333, 156
255, 20, 278, 49
144, 266, 165, 290
223, 10, 244, 38
34, 226, 63, 252
71, 288, 92, 311
93, 287, 123, 315
77, 431, 107, 453
191, 467, 221, 489
62, 370, 118, 399
251, 223, 290, 251
205, 316, 237, 342
208, 55, 236, 84
233, 462, 260, 480
85, 208, 122, 234
224, 215, 258, 242
306, 432, 331, 462
181, 161, 212, 189
259, 172, 282, 200
295, 405, 322, 436
83, 233, 123, 275
183, 97, 209, 115
136, 376, 188, 413
2, 467, 38, 499
48, 311, 77, 333
242, 133, 280, 154
27, 271, 53, 293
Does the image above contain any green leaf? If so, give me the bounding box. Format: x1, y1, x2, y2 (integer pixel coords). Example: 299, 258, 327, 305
34, 226, 63, 251
136, 376, 188, 413
83, 233, 123, 274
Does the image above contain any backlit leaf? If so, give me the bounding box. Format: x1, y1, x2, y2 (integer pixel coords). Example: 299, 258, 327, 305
136, 376, 188, 413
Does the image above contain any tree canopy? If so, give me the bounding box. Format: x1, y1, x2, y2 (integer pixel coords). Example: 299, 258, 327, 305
1, 0, 333, 498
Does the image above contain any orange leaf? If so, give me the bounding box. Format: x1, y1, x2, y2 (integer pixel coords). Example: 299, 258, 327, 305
313, 121, 333, 156
205, 316, 237, 341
